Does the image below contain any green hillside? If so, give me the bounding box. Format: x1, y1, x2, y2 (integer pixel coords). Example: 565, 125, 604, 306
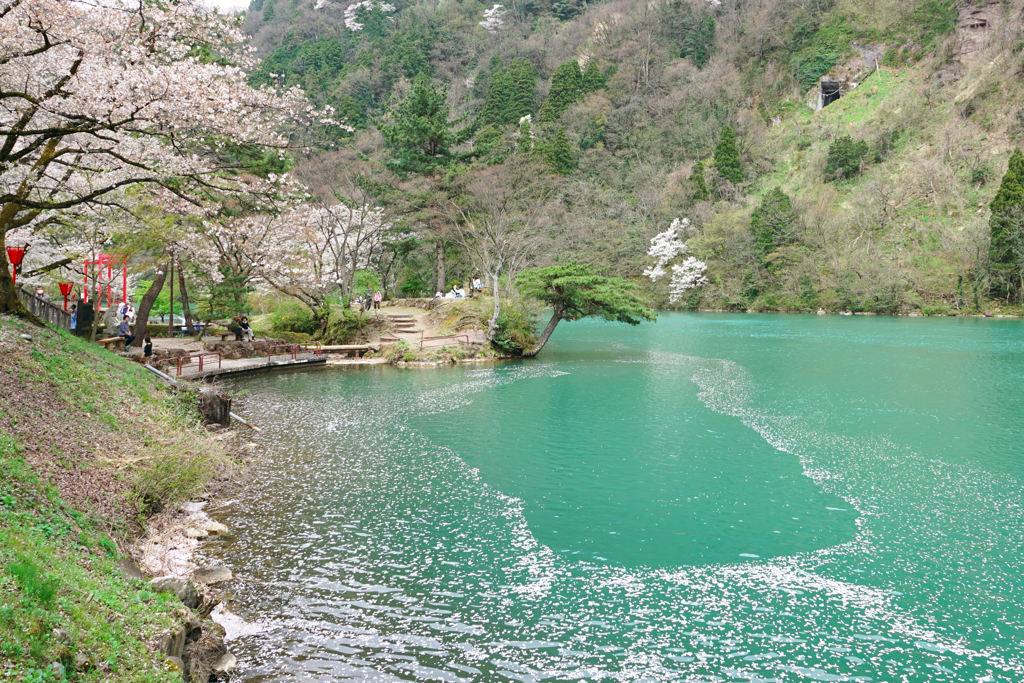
241, 0, 1024, 313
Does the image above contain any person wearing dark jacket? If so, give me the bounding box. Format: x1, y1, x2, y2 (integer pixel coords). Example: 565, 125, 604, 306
119, 316, 135, 350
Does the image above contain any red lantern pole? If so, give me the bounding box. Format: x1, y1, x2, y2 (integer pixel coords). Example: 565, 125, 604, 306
6, 246, 26, 286
59, 282, 73, 311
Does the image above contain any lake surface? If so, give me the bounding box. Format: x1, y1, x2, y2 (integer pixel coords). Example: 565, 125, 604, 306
207, 313, 1024, 682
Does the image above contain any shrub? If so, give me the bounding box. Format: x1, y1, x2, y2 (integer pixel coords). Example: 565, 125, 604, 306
824, 135, 869, 181
270, 301, 319, 335
493, 302, 537, 354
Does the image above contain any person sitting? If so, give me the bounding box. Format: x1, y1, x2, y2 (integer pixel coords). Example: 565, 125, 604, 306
472, 275, 482, 293
119, 315, 135, 350
434, 291, 443, 299
239, 316, 255, 341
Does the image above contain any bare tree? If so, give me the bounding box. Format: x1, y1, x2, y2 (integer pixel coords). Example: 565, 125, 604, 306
449, 158, 560, 341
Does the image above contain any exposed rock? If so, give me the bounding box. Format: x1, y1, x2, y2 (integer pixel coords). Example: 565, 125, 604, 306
74, 652, 92, 672
151, 576, 199, 609
156, 623, 186, 658
212, 653, 237, 676
193, 565, 233, 585
116, 558, 145, 580
164, 656, 185, 674
204, 521, 230, 536
184, 527, 209, 539
49, 661, 65, 679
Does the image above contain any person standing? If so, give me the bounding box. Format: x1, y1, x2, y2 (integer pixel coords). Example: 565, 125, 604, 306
372, 290, 382, 310
364, 288, 373, 311
119, 315, 135, 350
143, 336, 153, 365
70, 304, 77, 331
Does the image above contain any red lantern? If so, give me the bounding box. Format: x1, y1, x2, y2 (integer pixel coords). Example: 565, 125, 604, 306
6, 245, 26, 286
59, 282, 74, 311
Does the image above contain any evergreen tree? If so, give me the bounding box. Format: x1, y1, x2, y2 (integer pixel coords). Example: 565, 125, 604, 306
989, 148, 1024, 268
750, 187, 797, 256
539, 61, 583, 123
680, 15, 716, 68
824, 135, 869, 181
582, 60, 606, 92
713, 125, 742, 185
552, 0, 585, 21
480, 66, 512, 126
547, 127, 575, 175
516, 263, 656, 357
518, 118, 533, 153
510, 58, 537, 121
688, 159, 709, 201
381, 76, 475, 175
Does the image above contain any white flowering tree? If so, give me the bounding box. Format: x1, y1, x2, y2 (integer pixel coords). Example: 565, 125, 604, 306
479, 4, 505, 33
644, 218, 709, 303
238, 198, 391, 330
342, 0, 396, 31
0, 0, 344, 319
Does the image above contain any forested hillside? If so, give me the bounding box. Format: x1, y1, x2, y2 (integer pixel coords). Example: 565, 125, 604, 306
235, 0, 1024, 314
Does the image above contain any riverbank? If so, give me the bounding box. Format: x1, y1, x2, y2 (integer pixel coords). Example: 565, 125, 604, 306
0, 314, 244, 681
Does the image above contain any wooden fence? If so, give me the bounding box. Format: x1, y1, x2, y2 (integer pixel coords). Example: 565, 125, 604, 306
16, 287, 73, 330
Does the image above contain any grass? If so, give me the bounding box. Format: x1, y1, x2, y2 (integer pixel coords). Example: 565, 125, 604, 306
0, 315, 228, 680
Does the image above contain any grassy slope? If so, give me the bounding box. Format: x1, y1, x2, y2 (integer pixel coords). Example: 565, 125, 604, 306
0, 315, 224, 681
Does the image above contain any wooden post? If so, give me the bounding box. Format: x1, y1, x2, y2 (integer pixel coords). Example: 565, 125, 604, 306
198, 390, 232, 427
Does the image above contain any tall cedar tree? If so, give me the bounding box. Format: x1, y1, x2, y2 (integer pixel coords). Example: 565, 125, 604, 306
688, 160, 709, 201
713, 125, 742, 185
989, 148, 1024, 267
824, 135, 869, 181
539, 61, 583, 123
680, 15, 716, 68
481, 58, 536, 127
516, 263, 656, 357
510, 58, 537, 122
750, 188, 797, 256
381, 76, 475, 175
582, 60, 606, 92
547, 127, 575, 175
481, 67, 513, 127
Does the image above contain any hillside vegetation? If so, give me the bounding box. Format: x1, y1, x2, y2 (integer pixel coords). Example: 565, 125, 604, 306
0, 317, 227, 680
239, 0, 1024, 313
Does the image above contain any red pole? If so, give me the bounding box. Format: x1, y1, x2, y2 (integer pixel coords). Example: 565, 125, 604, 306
122, 263, 127, 304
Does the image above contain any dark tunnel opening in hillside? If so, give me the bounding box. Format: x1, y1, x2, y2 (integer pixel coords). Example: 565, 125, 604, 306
822, 81, 842, 107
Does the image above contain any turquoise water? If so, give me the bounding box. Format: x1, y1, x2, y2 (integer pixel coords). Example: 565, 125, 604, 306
208, 313, 1024, 682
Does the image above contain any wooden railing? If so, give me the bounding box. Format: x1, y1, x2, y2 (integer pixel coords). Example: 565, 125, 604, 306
16, 287, 72, 329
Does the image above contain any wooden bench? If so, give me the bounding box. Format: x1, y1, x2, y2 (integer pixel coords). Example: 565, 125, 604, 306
97, 337, 125, 352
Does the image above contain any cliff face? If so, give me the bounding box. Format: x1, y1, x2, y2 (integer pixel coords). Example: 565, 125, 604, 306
240, 0, 1024, 312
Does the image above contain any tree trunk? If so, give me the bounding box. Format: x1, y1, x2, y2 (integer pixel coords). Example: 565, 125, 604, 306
435, 239, 446, 295
167, 256, 175, 336
0, 230, 39, 324
487, 271, 500, 342
523, 302, 564, 358
177, 257, 197, 337
134, 261, 168, 342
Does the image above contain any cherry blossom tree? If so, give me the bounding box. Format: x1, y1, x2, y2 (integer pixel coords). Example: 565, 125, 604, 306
0, 0, 344, 318
644, 218, 709, 303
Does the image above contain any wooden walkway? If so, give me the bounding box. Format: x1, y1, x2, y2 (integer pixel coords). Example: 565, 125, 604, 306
179, 356, 327, 379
